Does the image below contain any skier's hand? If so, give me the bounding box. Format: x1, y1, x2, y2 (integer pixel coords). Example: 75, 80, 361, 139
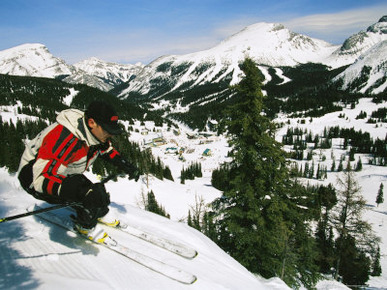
83, 183, 110, 208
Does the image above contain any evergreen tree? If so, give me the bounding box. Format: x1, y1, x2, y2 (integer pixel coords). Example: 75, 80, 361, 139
211, 58, 318, 288
371, 245, 382, 277
331, 159, 336, 172
331, 171, 379, 283
202, 212, 217, 241
211, 163, 231, 191
145, 190, 170, 218
355, 156, 363, 171
337, 235, 371, 286
337, 159, 343, 172
304, 162, 310, 178
315, 184, 337, 273
376, 183, 384, 206
163, 166, 174, 181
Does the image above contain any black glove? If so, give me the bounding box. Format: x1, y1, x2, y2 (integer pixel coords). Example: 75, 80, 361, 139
116, 158, 141, 181
83, 183, 110, 209
60, 174, 92, 201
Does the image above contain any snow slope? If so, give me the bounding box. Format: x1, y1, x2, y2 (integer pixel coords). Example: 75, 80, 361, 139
0, 169, 287, 290
333, 40, 387, 94
0, 96, 386, 289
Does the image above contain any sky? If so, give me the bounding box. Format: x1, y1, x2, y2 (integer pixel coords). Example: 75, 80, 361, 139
0, 0, 386, 65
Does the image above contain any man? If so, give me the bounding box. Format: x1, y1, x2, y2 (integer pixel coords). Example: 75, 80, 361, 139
18, 101, 140, 243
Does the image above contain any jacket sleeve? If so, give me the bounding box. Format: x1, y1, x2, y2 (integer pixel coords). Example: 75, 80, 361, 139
32, 124, 82, 196
99, 140, 121, 163
99, 141, 139, 175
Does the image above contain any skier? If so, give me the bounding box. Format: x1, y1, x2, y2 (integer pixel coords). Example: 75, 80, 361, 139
18, 101, 140, 243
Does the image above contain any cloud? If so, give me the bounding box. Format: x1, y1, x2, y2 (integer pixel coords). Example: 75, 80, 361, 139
283, 4, 387, 43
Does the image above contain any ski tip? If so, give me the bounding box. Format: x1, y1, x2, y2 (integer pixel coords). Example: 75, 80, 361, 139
187, 250, 198, 260
189, 275, 198, 284
179, 274, 197, 285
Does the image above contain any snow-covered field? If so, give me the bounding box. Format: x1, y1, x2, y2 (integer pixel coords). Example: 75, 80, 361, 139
0, 96, 386, 289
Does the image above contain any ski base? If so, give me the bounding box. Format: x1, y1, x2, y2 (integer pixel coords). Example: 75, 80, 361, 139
32, 206, 197, 285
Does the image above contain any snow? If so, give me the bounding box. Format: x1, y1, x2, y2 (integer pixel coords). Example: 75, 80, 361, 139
333, 40, 387, 94
62, 88, 78, 107
118, 22, 342, 98
1, 95, 386, 289
0, 168, 276, 290
0, 43, 73, 78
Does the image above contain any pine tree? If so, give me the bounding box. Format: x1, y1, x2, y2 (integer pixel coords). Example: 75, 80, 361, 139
337, 235, 371, 286
371, 245, 382, 276
331, 171, 379, 283
337, 159, 343, 172
180, 166, 185, 184
163, 166, 174, 181
355, 157, 363, 171
315, 184, 337, 273
145, 190, 169, 218
376, 183, 384, 206
211, 58, 318, 288
331, 158, 336, 172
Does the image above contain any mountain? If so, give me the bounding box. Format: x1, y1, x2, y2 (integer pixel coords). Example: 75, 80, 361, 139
0, 44, 143, 92
0, 43, 75, 78
116, 17, 387, 104
324, 15, 387, 68
332, 40, 387, 94
328, 16, 387, 95
0, 17, 385, 99
116, 22, 339, 100
63, 57, 144, 92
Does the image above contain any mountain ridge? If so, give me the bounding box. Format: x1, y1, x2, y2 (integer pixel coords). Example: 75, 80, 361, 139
0, 17, 385, 97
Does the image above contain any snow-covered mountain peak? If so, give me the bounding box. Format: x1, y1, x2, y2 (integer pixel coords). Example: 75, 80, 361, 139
74, 56, 143, 75
332, 16, 387, 59
367, 15, 387, 33
1, 43, 46, 54
62, 56, 144, 91
0, 42, 74, 78
220, 22, 332, 53
117, 21, 340, 98
213, 21, 336, 66
333, 39, 387, 94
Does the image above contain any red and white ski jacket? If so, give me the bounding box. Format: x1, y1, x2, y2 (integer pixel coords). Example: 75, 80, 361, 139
18, 109, 120, 197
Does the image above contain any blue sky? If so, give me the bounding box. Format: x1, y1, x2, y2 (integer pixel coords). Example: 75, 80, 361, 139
1, 0, 386, 64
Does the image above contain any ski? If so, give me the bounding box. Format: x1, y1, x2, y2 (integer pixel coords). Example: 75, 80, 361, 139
99, 221, 198, 259
32, 206, 197, 285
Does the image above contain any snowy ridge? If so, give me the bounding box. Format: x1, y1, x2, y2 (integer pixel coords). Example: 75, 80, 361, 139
118, 22, 340, 98
0, 43, 74, 78
333, 40, 387, 94
63, 57, 144, 91
0, 169, 285, 290
324, 16, 387, 68
0, 17, 386, 96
